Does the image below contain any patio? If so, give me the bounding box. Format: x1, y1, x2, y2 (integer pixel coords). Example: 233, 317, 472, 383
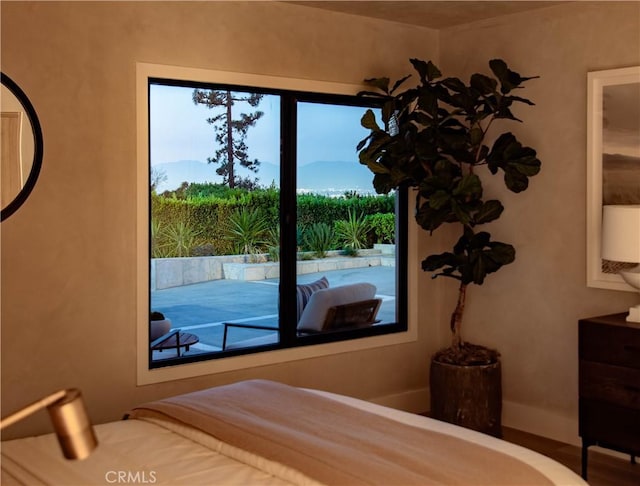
150, 265, 397, 359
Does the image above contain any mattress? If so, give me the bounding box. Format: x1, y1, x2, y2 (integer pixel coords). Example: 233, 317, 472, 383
1, 383, 587, 485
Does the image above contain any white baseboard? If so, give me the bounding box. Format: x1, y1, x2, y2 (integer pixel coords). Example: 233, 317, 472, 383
371, 387, 580, 446
369, 386, 429, 414
502, 400, 580, 446
370, 388, 629, 460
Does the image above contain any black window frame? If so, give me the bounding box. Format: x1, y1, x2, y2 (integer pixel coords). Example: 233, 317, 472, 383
148, 78, 408, 369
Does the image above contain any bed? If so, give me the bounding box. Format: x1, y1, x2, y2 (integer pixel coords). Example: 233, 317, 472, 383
1, 380, 587, 485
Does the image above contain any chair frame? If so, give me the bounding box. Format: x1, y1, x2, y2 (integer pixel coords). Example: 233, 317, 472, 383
222, 298, 382, 350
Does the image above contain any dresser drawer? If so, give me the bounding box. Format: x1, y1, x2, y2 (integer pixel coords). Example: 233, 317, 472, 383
579, 319, 640, 368
579, 360, 640, 409
579, 399, 640, 453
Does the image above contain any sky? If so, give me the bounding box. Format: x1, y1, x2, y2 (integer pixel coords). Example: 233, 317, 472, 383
149, 83, 375, 170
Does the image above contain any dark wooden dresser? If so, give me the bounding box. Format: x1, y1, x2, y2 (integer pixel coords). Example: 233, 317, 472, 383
579, 313, 640, 480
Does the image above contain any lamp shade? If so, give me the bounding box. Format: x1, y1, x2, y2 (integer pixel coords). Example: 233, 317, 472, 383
48, 389, 98, 460
602, 205, 640, 263
0, 388, 97, 460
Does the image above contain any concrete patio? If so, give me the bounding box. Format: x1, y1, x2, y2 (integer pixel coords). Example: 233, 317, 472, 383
150, 265, 397, 359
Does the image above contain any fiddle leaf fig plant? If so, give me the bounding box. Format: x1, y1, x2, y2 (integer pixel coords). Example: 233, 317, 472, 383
358, 59, 541, 365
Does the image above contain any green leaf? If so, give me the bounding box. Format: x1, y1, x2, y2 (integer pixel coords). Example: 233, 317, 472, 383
488, 59, 517, 93
358, 131, 391, 165
356, 135, 370, 152
361, 109, 380, 131
470, 73, 498, 95
469, 230, 491, 249
390, 74, 412, 94
511, 150, 542, 176
453, 174, 482, 199
477, 145, 489, 162
448, 92, 472, 111
429, 190, 451, 210
487, 242, 516, 266
415, 204, 452, 233
364, 77, 391, 94
422, 252, 456, 272
363, 157, 391, 175
470, 125, 484, 146
357, 90, 389, 98
473, 244, 515, 283
372, 173, 395, 194
452, 232, 515, 285
411, 59, 442, 82
451, 200, 473, 225
417, 87, 439, 117
508, 95, 535, 106
472, 200, 504, 225
414, 111, 435, 127
486, 132, 542, 192
441, 77, 467, 93
504, 170, 529, 193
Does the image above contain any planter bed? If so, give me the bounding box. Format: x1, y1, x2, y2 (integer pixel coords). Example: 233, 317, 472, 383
151, 251, 394, 289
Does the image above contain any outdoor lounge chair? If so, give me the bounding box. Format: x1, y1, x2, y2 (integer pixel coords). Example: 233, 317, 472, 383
222, 282, 381, 350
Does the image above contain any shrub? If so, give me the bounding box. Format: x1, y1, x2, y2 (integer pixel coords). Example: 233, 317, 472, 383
302, 222, 335, 258
366, 212, 395, 244
341, 246, 359, 257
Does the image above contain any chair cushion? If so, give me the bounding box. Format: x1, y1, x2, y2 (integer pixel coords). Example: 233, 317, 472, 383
296, 276, 329, 322
297, 283, 376, 332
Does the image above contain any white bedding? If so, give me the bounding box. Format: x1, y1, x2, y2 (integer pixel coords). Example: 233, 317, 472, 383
1, 386, 587, 486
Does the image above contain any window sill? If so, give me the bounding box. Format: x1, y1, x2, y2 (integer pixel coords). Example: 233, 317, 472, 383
136, 322, 417, 385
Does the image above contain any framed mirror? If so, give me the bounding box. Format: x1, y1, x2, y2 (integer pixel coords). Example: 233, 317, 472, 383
1, 72, 43, 221
586, 66, 640, 291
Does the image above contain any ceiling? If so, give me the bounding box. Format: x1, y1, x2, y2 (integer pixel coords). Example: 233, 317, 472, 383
288, 1, 566, 29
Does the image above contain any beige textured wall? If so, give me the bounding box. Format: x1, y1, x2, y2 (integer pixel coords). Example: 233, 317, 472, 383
438, 1, 639, 439
2, 0, 638, 444
0, 1, 439, 439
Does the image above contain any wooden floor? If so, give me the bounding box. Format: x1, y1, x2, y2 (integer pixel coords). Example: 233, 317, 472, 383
503, 427, 639, 486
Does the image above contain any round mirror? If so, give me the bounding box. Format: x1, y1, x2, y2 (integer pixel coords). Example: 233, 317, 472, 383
1, 73, 43, 221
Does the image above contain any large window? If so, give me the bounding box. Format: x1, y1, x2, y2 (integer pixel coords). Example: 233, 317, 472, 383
140, 65, 407, 374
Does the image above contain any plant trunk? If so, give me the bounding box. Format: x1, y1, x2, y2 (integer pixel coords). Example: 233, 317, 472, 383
450, 282, 466, 350
225, 90, 235, 188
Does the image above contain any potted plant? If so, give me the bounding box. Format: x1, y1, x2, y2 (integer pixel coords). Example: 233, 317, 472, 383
358, 59, 541, 436
150, 311, 172, 341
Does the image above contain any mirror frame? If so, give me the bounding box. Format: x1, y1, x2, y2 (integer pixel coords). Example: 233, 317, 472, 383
1, 72, 43, 222
586, 66, 640, 291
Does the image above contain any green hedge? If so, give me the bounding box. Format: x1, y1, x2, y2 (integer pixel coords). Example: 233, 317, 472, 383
151, 190, 394, 257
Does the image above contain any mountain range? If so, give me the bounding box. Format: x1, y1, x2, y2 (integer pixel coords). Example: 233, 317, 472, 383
153, 159, 376, 195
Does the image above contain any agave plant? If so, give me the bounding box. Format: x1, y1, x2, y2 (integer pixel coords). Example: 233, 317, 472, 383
150, 219, 166, 258
335, 209, 370, 253
224, 207, 270, 260
266, 226, 280, 262
302, 222, 335, 258
162, 220, 200, 257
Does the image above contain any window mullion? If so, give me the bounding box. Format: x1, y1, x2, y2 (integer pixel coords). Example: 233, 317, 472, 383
279, 95, 297, 345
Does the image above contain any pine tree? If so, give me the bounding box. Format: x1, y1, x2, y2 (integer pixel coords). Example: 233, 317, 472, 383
193, 89, 264, 189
